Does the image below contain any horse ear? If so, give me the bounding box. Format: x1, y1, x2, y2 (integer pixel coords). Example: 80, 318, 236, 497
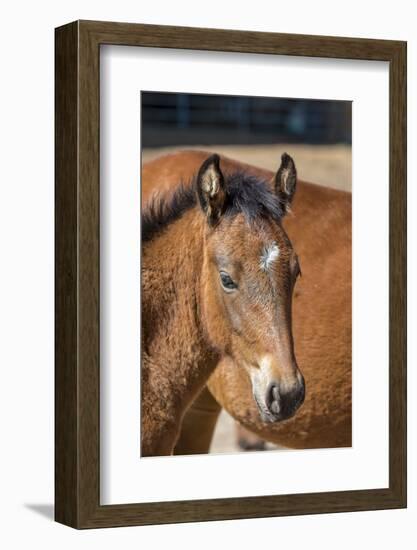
275, 153, 297, 212
196, 154, 226, 225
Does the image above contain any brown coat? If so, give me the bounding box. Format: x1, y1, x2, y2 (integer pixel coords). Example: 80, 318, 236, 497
142, 150, 351, 452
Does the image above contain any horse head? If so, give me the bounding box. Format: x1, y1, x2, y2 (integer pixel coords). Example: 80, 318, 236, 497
197, 153, 305, 422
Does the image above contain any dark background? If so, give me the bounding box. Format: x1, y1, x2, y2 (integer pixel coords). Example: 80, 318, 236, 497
141, 92, 352, 148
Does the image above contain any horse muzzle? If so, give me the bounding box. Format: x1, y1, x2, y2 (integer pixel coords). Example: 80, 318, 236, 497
255, 376, 305, 423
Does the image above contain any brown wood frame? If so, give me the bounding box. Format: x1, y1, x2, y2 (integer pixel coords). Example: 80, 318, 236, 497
55, 20, 407, 529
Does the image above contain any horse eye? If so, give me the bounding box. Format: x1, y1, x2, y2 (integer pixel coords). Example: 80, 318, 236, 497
220, 271, 237, 291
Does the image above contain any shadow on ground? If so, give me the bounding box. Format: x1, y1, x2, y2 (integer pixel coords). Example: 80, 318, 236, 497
24, 503, 54, 521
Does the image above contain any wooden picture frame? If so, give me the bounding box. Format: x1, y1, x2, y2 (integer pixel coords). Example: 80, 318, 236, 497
55, 20, 407, 528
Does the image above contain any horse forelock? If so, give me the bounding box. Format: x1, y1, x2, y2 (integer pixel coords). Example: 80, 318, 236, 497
141, 170, 284, 243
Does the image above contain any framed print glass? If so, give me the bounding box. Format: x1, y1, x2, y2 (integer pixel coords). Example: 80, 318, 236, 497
55, 20, 406, 528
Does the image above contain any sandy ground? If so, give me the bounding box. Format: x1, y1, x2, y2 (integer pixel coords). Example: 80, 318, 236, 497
142, 143, 352, 192
143, 143, 351, 454
209, 409, 285, 454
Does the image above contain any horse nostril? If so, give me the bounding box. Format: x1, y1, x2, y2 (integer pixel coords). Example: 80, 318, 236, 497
266, 383, 281, 415
265, 379, 305, 419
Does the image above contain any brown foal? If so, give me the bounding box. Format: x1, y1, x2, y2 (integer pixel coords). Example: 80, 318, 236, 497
141, 153, 304, 456
142, 150, 351, 454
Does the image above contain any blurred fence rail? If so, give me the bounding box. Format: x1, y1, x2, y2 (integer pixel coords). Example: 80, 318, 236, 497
142, 92, 352, 148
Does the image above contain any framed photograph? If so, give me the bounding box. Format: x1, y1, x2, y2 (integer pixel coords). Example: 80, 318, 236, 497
55, 20, 406, 528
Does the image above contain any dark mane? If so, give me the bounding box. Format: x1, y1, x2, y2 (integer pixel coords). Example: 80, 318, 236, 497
142, 171, 284, 243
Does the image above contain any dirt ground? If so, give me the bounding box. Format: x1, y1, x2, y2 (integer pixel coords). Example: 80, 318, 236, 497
143, 143, 351, 454
142, 143, 352, 192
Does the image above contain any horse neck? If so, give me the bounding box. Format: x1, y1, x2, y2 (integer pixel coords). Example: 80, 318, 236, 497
142, 208, 218, 413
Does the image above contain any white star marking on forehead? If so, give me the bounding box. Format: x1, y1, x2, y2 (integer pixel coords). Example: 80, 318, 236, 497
260, 242, 280, 271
